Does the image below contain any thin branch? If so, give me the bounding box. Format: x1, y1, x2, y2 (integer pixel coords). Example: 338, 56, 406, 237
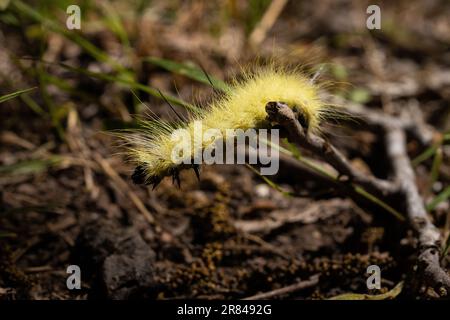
342, 100, 436, 146
265, 102, 399, 197
385, 127, 450, 294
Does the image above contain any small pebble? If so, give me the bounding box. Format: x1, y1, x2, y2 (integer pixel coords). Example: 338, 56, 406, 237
255, 184, 270, 198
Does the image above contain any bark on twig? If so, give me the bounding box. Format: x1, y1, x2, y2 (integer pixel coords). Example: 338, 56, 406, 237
266, 102, 398, 197
333, 97, 436, 146
385, 127, 450, 294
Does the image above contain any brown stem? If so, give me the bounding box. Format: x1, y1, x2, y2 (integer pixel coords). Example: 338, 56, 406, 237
266, 101, 398, 197
385, 127, 450, 294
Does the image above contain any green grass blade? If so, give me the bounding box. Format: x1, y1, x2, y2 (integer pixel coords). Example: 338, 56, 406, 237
54, 61, 200, 113
19, 92, 46, 115
427, 186, 450, 212
0, 157, 62, 175
413, 145, 439, 166
145, 57, 230, 92
355, 186, 405, 221
329, 281, 403, 300
429, 147, 443, 189
0, 231, 17, 239
245, 164, 293, 197
100, 1, 130, 47
413, 133, 450, 166
12, 0, 122, 70
261, 138, 405, 220
442, 234, 450, 261
0, 87, 36, 103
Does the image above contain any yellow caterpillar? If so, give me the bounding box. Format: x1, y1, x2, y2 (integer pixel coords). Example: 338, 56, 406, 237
122, 65, 331, 188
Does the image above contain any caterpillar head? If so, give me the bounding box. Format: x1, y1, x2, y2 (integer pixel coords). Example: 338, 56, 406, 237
266, 101, 311, 135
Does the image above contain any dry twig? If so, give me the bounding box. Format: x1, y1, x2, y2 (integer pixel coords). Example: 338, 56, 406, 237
342, 100, 436, 146
385, 127, 450, 294
266, 102, 398, 197
249, 0, 288, 48
265, 101, 450, 295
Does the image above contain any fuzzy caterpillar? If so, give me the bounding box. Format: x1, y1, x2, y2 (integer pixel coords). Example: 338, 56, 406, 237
122, 66, 331, 188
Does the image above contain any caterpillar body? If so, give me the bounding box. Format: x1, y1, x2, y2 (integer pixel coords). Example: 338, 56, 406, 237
123, 66, 331, 188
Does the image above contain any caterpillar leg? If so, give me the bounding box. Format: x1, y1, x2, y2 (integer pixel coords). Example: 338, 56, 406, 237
131, 165, 146, 185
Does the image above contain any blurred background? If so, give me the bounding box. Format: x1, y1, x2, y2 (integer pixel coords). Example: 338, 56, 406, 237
0, 0, 449, 299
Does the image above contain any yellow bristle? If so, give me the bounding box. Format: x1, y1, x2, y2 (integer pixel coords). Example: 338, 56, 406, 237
122, 66, 330, 184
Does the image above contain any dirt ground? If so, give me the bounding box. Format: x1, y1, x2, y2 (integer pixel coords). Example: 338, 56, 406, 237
0, 0, 449, 300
